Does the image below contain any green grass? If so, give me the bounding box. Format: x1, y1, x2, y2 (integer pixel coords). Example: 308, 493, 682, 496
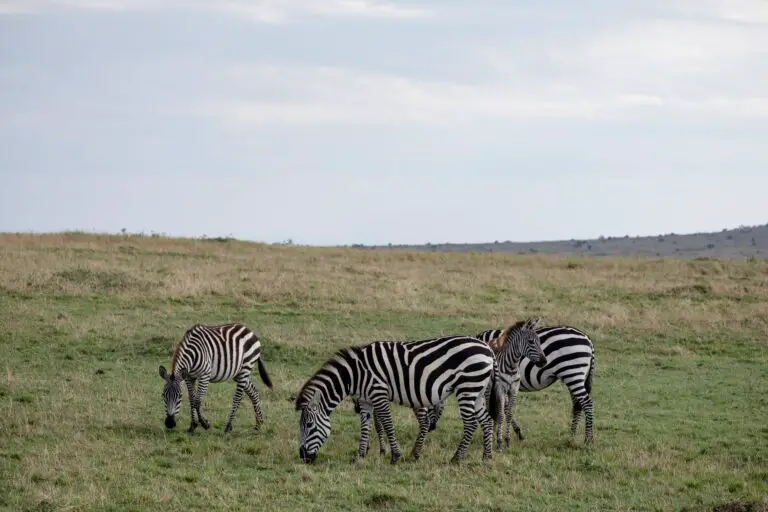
1, 232, 767, 511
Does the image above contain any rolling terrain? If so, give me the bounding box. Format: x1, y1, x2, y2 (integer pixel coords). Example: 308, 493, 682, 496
363, 223, 768, 260
1, 232, 767, 511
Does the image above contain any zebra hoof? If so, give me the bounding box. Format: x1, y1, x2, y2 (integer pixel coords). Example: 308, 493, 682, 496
200, 419, 211, 430
224, 423, 232, 433
390, 453, 402, 465
187, 422, 198, 434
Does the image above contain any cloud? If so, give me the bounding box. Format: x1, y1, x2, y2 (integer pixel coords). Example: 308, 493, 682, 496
0, 0, 430, 20
677, 0, 768, 25
192, 47, 768, 127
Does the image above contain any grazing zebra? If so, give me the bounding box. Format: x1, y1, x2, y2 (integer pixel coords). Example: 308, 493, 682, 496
294, 335, 499, 465
158, 322, 273, 434
430, 324, 596, 445
351, 358, 510, 460
354, 318, 546, 455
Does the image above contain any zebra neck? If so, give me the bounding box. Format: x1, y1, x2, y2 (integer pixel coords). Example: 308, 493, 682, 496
313, 384, 348, 413
498, 350, 522, 372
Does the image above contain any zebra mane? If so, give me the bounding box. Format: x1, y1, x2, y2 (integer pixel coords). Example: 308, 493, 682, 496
169, 338, 186, 378
294, 347, 358, 410
490, 317, 543, 352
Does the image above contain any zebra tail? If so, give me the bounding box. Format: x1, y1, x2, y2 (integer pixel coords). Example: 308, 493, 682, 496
585, 352, 595, 395
488, 360, 504, 421
257, 357, 273, 389
488, 380, 500, 422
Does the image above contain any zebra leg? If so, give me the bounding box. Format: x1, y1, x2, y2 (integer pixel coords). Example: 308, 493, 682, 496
566, 379, 594, 444
243, 379, 265, 431
450, 393, 482, 464
193, 376, 211, 430
185, 378, 199, 433
372, 399, 402, 464
409, 408, 431, 461
373, 409, 387, 456
582, 395, 595, 444
478, 402, 495, 461
429, 399, 446, 432
353, 405, 373, 462
570, 399, 583, 440
506, 385, 524, 443
503, 388, 512, 447
494, 392, 505, 451
224, 377, 246, 433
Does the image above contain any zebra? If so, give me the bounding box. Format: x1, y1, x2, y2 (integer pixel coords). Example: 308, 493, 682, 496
158, 322, 273, 434
294, 335, 501, 465
351, 358, 511, 461
353, 318, 547, 455
430, 324, 596, 445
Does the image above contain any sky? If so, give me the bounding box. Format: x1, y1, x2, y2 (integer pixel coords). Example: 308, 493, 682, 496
1, 0, 767, 245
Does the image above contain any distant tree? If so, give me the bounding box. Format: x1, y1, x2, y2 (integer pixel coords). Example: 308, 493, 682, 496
707, 243, 715, 249
752, 237, 757, 246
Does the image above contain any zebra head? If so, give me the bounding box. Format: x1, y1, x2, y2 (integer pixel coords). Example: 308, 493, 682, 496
295, 389, 332, 464
159, 365, 187, 429
501, 318, 548, 367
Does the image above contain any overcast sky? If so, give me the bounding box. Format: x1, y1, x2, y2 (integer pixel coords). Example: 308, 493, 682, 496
1, 0, 766, 245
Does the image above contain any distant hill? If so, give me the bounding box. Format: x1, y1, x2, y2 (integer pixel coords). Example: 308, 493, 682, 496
357, 223, 768, 260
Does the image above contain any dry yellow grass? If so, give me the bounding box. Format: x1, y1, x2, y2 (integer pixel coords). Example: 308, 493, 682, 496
2, 232, 767, 336
2, 231, 768, 511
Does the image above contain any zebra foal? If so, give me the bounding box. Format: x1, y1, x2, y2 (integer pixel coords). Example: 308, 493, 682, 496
158, 322, 273, 433
431, 323, 596, 445
295, 335, 498, 465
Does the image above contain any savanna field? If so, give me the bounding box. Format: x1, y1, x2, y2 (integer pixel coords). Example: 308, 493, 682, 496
1, 232, 767, 512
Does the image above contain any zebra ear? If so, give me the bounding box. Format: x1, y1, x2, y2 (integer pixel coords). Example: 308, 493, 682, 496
525, 317, 543, 330
159, 365, 169, 381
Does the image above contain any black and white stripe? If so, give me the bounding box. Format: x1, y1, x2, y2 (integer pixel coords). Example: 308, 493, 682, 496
484, 320, 548, 450
356, 319, 545, 455
431, 324, 596, 445
294, 335, 498, 465
158, 322, 273, 433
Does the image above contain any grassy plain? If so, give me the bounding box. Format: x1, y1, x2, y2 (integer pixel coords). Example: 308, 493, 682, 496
1, 232, 767, 512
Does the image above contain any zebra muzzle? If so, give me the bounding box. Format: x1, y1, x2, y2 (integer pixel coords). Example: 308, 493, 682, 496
299, 447, 316, 464
165, 415, 177, 429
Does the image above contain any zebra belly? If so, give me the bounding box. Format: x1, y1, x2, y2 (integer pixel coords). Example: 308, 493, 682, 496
208, 359, 247, 382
